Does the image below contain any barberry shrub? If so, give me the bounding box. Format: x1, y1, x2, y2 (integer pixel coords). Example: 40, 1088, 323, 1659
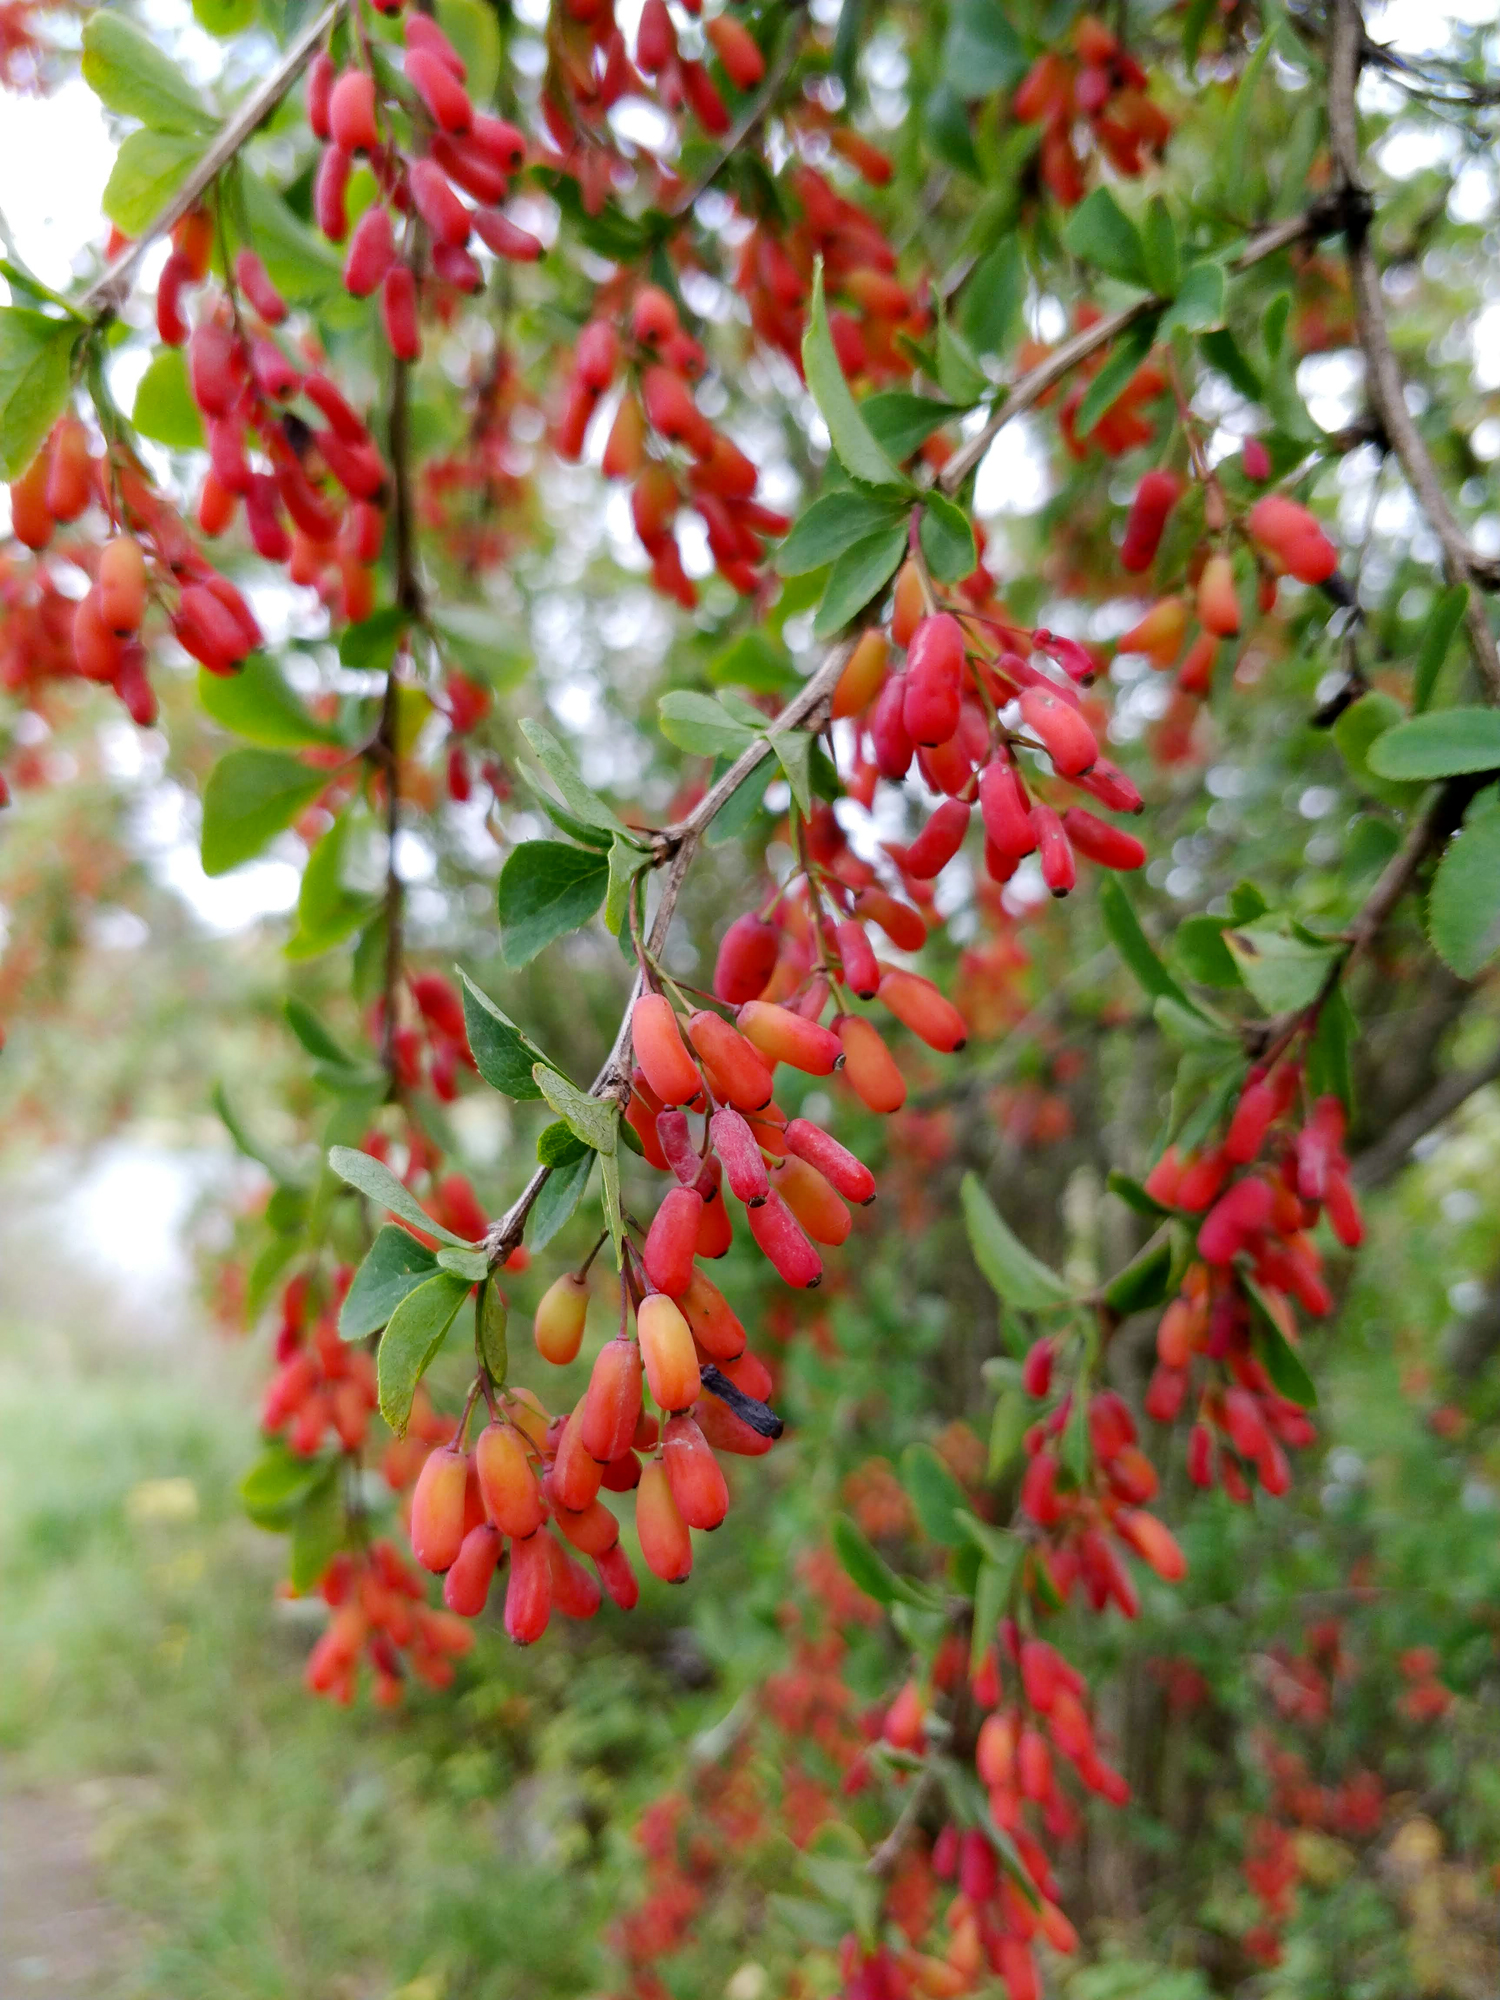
3, 0, 1500, 1990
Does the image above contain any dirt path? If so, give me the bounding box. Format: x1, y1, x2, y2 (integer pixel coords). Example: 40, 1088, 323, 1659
0, 1780, 138, 1998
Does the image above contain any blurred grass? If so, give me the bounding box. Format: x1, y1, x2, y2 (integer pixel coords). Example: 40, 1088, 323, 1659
0, 1291, 623, 2000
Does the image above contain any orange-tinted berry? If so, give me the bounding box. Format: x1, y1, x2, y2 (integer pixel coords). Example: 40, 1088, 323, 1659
580, 1334, 643, 1463
770, 1155, 851, 1247
832, 628, 889, 719
637, 1292, 701, 1413
98, 535, 147, 636
661, 1413, 728, 1529
687, 1009, 774, 1110
632, 994, 701, 1106
474, 1420, 546, 1538
504, 1528, 552, 1643
736, 1001, 843, 1075
678, 1266, 747, 1360
643, 1186, 703, 1297
836, 1014, 906, 1113
410, 1445, 469, 1572
746, 1188, 823, 1288
443, 1522, 502, 1615
533, 1271, 588, 1364
636, 1459, 693, 1581
876, 967, 968, 1053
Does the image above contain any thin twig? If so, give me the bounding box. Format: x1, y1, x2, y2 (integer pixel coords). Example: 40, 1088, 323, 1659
1352, 1049, 1500, 1188
867, 1768, 940, 1878
1326, 0, 1500, 691
79, 0, 347, 319
667, 12, 808, 219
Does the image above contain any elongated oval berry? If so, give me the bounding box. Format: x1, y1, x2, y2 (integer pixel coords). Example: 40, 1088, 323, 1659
534, 1271, 588, 1364
410, 1446, 469, 1572
443, 1522, 502, 1616
42, 418, 90, 522
188, 321, 240, 419
636, 1459, 692, 1581
1196, 552, 1240, 636
551, 1408, 604, 1511
1115, 1507, 1186, 1581
1060, 806, 1145, 872
552, 1497, 618, 1557
409, 159, 471, 247
978, 754, 1036, 859
904, 796, 971, 880
713, 912, 779, 1005
504, 1528, 552, 1643
405, 44, 473, 132
784, 1119, 875, 1204
696, 1190, 733, 1259
687, 1010, 774, 1111
1076, 756, 1144, 815
474, 1420, 545, 1538
704, 12, 765, 88
594, 1540, 639, 1608
98, 535, 147, 636
314, 143, 352, 241
73, 590, 121, 681
472, 208, 543, 261
1247, 493, 1338, 585
890, 559, 924, 645
1117, 595, 1186, 667
344, 203, 395, 297
746, 1188, 822, 1287
662, 1414, 728, 1529
832, 628, 889, 720
636, 0, 675, 72
709, 1107, 768, 1206
8, 452, 53, 551
174, 583, 246, 672
307, 49, 334, 136
1031, 804, 1076, 897
870, 671, 913, 779
381, 262, 421, 361
633, 994, 701, 1107
735, 1001, 842, 1076
329, 68, 378, 152
771, 1156, 850, 1247
1018, 686, 1097, 777
876, 967, 968, 1053
836, 1014, 906, 1113
903, 614, 965, 746
643, 1186, 703, 1298
547, 1531, 602, 1618
679, 1266, 746, 1361
581, 1335, 643, 1463
234, 248, 286, 325
833, 920, 878, 1000
1224, 1077, 1276, 1164
1120, 468, 1181, 573
638, 1292, 701, 1413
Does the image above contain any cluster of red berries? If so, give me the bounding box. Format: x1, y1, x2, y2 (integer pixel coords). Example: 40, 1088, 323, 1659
5, 400, 262, 722
304, 1538, 473, 1705
1017, 1375, 1188, 1613
261, 1273, 378, 1456
369, 970, 478, 1105
307, 13, 537, 338
1010, 15, 1170, 207
556, 283, 789, 605
1141, 1077, 1359, 1500
832, 561, 1147, 903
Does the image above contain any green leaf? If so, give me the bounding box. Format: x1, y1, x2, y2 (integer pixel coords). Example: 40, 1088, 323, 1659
1159, 260, 1227, 337
960, 237, 1023, 359
1306, 986, 1356, 1109
519, 719, 629, 837
1171, 914, 1242, 989
430, 604, 530, 691
813, 522, 907, 639
0, 308, 77, 481
289, 1468, 343, 1594
1333, 691, 1420, 809
497, 840, 609, 968
1224, 922, 1342, 1013
775, 731, 813, 816
537, 1118, 591, 1168
861, 391, 961, 463
1099, 877, 1205, 1018
707, 629, 797, 692
987, 1386, 1029, 1480
1413, 584, 1468, 714
240, 1443, 329, 1528
339, 607, 406, 672
102, 130, 205, 237
942, 0, 1026, 98
1102, 1239, 1173, 1316
81, 11, 215, 132
436, 0, 501, 99
477, 1278, 508, 1384
924, 78, 979, 177
1154, 994, 1237, 1048
969, 1549, 1013, 1673
900, 1443, 971, 1546
529, 1149, 594, 1252
599, 1146, 624, 1266
605, 833, 648, 939
1199, 325, 1263, 400
1141, 197, 1180, 298
377, 1271, 473, 1434
1368, 706, 1500, 781
198, 654, 342, 750
436, 1246, 490, 1282
192, 0, 255, 35
283, 997, 353, 1067
935, 316, 987, 405
237, 170, 341, 304
706, 753, 774, 846
1428, 786, 1500, 978
657, 690, 760, 758
830, 1513, 929, 1608
1221, 22, 1275, 201
199, 748, 326, 877
131, 346, 204, 450
1062, 187, 1148, 289
1247, 1284, 1318, 1408
287, 809, 378, 960
457, 971, 548, 1101
340, 1225, 439, 1340
919, 493, 978, 582
960, 1171, 1071, 1310
802, 261, 909, 493
534, 1064, 616, 1155
328, 1144, 473, 1247
775, 490, 907, 576
214, 1082, 306, 1187
1075, 316, 1159, 439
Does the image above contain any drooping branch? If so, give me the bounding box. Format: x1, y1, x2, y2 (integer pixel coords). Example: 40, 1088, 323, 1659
79, 0, 348, 320
1353, 1047, 1500, 1188
1327, 0, 1500, 693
